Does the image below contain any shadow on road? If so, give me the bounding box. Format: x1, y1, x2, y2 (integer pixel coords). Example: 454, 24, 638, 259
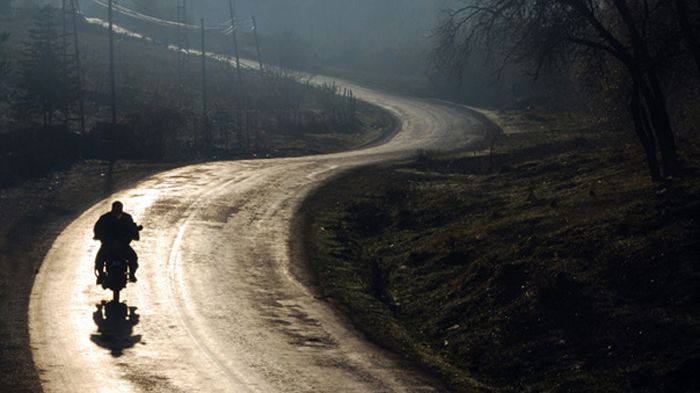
90, 300, 141, 357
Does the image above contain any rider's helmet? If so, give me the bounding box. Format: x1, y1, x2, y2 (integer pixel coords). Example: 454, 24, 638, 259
112, 201, 123, 217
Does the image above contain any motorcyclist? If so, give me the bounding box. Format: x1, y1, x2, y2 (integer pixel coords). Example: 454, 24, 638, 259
94, 201, 141, 283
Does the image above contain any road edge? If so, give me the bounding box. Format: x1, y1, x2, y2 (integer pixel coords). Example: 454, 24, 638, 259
287, 101, 502, 390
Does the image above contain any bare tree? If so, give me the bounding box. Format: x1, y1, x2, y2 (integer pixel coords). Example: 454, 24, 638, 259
436, 0, 691, 180
672, 0, 700, 75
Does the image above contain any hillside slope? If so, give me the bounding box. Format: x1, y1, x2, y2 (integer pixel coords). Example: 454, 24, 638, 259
303, 111, 700, 392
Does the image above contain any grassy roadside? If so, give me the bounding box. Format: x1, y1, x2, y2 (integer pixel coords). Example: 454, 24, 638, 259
302, 111, 700, 392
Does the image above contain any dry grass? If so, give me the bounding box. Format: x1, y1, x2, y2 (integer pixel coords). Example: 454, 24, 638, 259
303, 111, 700, 392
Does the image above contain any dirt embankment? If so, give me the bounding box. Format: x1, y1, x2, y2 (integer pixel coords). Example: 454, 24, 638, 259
302, 111, 700, 392
0, 161, 178, 392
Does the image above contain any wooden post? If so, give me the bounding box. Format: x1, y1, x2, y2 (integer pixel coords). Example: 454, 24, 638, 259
252, 16, 263, 71
227, 0, 242, 85
176, 0, 182, 87
201, 19, 208, 145
108, 0, 116, 125
62, 0, 69, 126
70, 0, 85, 133
176, 0, 188, 92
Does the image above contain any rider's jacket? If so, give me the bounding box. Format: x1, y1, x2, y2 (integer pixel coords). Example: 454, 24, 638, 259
93, 212, 140, 245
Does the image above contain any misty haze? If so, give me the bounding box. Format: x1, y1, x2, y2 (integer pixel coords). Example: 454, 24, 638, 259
0, 1, 698, 392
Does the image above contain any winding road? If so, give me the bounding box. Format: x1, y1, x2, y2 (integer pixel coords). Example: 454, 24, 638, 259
29, 75, 489, 392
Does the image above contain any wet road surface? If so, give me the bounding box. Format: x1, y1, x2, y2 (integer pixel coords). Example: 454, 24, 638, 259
29, 80, 489, 392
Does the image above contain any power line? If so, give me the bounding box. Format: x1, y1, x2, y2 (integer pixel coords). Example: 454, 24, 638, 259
90, 0, 194, 28
88, 0, 240, 31
87, 0, 259, 34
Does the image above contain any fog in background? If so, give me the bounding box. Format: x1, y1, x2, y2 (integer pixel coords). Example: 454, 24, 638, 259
184, 0, 556, 105
195, 0, 452, 46
154, 0, 456, 79
5, 0, 547, 106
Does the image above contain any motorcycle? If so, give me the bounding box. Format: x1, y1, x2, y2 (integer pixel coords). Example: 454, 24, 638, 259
95, 225, 143, 302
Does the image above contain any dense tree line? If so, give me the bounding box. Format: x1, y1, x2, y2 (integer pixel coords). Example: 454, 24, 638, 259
437, 0, 700, 181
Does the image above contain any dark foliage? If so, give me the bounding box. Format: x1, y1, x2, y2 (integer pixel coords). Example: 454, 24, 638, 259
0, 125, 80, 186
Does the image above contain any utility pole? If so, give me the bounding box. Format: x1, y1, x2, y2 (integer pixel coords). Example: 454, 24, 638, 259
201, 19, 208, 145
252, 16, 263, 72
176, 0, 188, 92
62, 0, 69, 126
227, 0, 242, 85
108, 0, 117, 125
62, 0, 67, 70
70, 0, 85, 132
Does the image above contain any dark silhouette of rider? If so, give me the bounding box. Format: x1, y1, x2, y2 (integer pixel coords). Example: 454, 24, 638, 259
94, 201, 140, 283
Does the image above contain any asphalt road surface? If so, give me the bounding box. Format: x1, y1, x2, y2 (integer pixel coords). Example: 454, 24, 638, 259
29, 79, 489, 392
